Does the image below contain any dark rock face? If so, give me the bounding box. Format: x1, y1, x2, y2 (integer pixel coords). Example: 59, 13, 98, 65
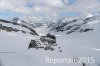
79, 28, 93, 33
28, 33, 58, 51
28, 40, 41, 49
13, 17, 19, 23
51, 16, 100, 34
0, 23, 30, 35
0, 24, 20, 32
0, 19, 38, 35
40, 33, 56, 45
46, 33, 56, 40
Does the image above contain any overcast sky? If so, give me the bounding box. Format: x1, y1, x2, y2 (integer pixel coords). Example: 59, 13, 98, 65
0, 0, 100, 19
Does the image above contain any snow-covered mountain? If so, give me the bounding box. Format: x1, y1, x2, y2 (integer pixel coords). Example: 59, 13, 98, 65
0, 18, 60, 50
12, 16, 58, 30
0, 19, 38, 35
12, 17, 44, 28
0, 15, 100, 66
51, 16, 100, 34
0, 18, 61, 52
19, 16, 57, 28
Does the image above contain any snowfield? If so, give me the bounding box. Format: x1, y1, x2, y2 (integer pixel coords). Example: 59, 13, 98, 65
0, 17, 100, 66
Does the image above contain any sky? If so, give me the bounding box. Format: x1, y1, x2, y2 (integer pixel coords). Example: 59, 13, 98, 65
0, 0, 100, 19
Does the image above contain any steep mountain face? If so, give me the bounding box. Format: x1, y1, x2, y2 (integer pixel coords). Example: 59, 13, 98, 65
13, 17, 44, 28
16, 16, 57, 28
47, 22, 56, 28
0, 19, 38, 35
0, 18, 60, 52
51, 16, 100, 34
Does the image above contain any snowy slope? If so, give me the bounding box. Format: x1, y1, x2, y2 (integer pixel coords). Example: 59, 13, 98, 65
51, 16, 100, 35
0, 19, 38, 35
13, 17, 44, 29
0, 16, 100, 66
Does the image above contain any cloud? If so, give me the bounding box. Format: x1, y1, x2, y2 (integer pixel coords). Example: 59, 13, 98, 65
61, 0, 100, 11
0, 0, 100, 18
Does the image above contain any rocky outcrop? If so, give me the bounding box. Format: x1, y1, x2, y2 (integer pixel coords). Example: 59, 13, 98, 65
28, 33, 60, 51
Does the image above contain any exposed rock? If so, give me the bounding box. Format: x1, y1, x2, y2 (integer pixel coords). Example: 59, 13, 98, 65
0, 19, 38, 35
51, 16, 100, 34
40, 33, 56, 45
28, 33, 61, 52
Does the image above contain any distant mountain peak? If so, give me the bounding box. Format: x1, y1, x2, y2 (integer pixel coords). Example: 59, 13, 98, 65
51, 15, 100, 34
86, 13, 93, 18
